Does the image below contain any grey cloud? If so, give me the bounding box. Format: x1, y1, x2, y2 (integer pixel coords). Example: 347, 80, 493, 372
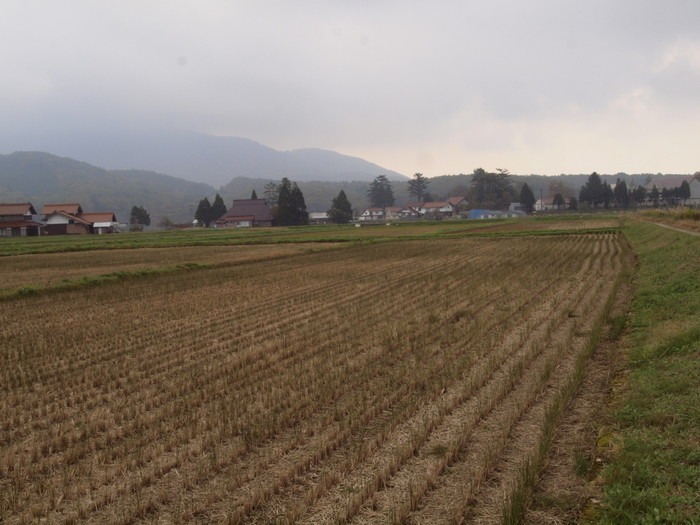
2, 0, 700, 175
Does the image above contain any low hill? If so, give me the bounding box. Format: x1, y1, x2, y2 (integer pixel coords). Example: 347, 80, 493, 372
0, 128, 407, 187
0, 152, 215, 224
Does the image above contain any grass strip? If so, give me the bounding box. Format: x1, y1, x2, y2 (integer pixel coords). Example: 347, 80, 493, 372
592, 220, 700, 524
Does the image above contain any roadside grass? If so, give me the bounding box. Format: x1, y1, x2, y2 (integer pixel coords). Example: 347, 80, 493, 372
594, 220, 700, 524
640, 207, 700, 233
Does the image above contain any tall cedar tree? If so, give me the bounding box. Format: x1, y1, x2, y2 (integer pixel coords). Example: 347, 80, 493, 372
553, 193, 566, 209
470, 168, 513, 209
194, 197, 213, 226
210, 193, 227, 222
328, 190, 353, 224
251, 190, 258, 200
130, 205, 151, 226
602, 182, 614, 209
614, 179, 630, 209
579, 172, 605, 208
290, 183, 309, 225
519, 183, 536, 214
407, 172, 430, 202
633, 185, 647, 205
367, 175, 395, 208
679, 180, 691, 205
275, 178, 308, 225
649, 185, 660, 206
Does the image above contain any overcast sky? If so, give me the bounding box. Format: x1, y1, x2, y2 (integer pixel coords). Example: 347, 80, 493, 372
2, 1, 700, 176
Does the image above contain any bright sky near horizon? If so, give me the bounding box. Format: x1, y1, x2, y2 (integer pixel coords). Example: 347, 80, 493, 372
2, 1, 700, 177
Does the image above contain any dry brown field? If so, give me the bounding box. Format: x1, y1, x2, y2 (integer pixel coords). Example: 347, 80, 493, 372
0, 233, 627, 524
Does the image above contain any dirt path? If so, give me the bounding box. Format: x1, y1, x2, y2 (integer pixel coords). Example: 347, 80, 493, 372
653, 222, 700, 236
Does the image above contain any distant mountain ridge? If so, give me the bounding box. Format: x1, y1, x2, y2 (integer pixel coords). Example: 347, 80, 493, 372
4, 152, 691, 226
0, 152, 215, 224
0, 128, 407, 187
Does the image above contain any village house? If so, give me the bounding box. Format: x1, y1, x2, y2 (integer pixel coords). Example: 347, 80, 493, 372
215, 199, 274, 228
399, 206, 422, 219
41, 203, 119, 235
79, 212, 119, 234
645, 176, 700, 207
358, 207, 386, 221
534, 197, 555, 211
419, 201, 455, 218
690, 178, 700, 206
384, 207, 404, 220
361, 198, 465, 222
0, 202, 43, 237
308, 212, 330, 225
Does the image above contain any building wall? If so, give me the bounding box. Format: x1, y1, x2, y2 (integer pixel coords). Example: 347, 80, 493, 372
689, 180, 700, 204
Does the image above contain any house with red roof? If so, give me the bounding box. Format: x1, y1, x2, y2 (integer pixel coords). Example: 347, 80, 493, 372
215, 199, 274, 228
0, 203, 43, 237
419, 201, 455, 218
41, 203, 119, 235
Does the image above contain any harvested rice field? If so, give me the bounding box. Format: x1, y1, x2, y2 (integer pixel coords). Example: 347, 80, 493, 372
0, 231, 629, 524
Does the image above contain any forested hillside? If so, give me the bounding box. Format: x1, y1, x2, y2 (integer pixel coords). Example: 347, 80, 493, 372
0, 152, 215, 224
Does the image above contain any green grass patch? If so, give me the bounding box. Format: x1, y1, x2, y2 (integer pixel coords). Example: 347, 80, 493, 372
594, 220, 700, 525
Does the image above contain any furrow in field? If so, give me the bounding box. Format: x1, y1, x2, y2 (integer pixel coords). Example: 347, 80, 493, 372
65, 243, 528, 520
1, 242, 520, 520
207, 238, 601, 523
338, 238, 606, 524
405, 236, 620, 523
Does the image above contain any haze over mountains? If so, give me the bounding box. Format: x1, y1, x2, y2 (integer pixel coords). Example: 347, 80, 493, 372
0, 152, 215, 224
0, 128, 406, 188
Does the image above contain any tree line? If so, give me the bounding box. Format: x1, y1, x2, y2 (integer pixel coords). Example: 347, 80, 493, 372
578, 172, 693, 209
184, 170, 696, 230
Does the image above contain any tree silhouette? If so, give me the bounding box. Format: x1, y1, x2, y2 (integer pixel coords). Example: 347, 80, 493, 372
328, 190, 353, 224
519, 183, 536, 214
368, 175, 395, 208
407, 173, 430, 202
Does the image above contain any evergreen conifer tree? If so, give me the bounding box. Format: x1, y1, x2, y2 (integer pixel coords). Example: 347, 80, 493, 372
194, 197, 213, 226
328, 190, 353, 223
275, 178, 308, 225
407, 173, 429, 202
210, 194, 227, 222
519, 183, 536, 214
367, 175, 395, 209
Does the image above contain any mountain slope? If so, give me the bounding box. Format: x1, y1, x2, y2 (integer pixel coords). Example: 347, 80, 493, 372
0, 129, 406, 187
0, 152, 215, 224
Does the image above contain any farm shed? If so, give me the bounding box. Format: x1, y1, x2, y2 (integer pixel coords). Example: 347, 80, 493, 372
79, 212, 119, 234
468, 209, 524, 219
215, 199, 274, 228
0, 202, 43, 237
